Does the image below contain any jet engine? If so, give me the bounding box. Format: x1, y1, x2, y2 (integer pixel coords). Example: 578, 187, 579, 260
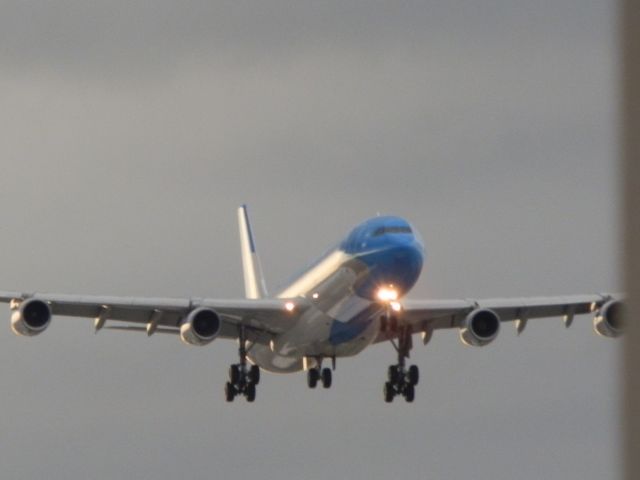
459, 308, 501, 347
180, 308, 221, 346
11, 299, 52, 337
593, 300, 625, 338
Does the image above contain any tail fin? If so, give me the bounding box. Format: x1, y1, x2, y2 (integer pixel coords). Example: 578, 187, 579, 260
237, 205, 268, 299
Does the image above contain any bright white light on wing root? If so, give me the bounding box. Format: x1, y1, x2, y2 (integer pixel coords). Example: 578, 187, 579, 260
284, 302, 295, 312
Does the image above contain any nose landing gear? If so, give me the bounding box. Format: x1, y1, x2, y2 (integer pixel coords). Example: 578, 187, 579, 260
306, 356, 335, 389
307, 367, 332, 388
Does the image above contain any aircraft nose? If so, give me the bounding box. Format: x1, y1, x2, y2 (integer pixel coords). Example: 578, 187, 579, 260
382, 240, 424, 293
353, 234, 425, 300
392, 241, 423, 270
389, 232, 425, 262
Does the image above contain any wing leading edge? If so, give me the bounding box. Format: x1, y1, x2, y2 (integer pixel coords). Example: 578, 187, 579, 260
0, 291, 306, 343
375, 293, 623, 343
2, 291, 622, 341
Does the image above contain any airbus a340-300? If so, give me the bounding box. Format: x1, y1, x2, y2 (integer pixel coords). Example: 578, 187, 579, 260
4, 206, 624, 402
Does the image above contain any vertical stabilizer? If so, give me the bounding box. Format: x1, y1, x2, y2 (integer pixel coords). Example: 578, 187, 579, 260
238, 205, 268, 299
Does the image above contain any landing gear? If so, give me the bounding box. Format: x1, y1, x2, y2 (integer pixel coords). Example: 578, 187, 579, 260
225, 327, 260, 403
225, 381, 235, 402
307, 368, 319, 388
306, 367, 332, 388
248, 364, 260, 385
321, 368, 332, 388
383, 318, 419, 403
384, 364, 419, 403
226, 363, 259, 403
384, 381, 395, 403
306, 357, 334, 389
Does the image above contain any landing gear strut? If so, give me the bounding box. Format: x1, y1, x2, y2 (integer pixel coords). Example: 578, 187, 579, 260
225, 327, 260, 402
382, 316, 419, 403
306, 357, 334, 389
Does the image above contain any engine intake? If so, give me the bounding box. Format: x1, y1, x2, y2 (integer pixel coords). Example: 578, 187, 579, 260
11, 299, 52, 337
460, 308, 501, 347
594, 300, 625, 338
180, 308, 221, 346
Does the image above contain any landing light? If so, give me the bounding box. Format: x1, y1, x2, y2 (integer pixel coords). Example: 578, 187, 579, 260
377, 287, 398, 302
390, 301, 402, 312
284, 301, 295, 312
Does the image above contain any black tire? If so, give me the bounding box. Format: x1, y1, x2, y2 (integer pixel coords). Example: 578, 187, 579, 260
321, 368, 332, 389
246, 383, 256, 402
404, 384, 415, 403
248, 365, 261, 385
384, 382, 395, 403
307, 368, 319, 388
407, 365, 419, 386
388, 365, 400, 384
225, 382, 236, 402
229, 364, 240, 385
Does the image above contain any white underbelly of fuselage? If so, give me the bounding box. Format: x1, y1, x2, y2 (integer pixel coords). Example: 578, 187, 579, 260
248, 251, 385, 373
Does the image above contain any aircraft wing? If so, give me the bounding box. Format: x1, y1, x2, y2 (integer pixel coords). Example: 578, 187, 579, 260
0, 291, 304, 343
375, 294, 622, 343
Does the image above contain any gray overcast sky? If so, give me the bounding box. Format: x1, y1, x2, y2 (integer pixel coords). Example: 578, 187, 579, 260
0, 1, 620, 479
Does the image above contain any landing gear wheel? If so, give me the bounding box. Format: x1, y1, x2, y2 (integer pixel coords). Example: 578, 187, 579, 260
225, 382, 236, 402
248, 365, 261, 385
388, 365, 400, 384
384, 382, 395, 403
407, 365, 419, 386
403, 384, 415, 403
225, 327, 260, 403
383, 322, 419, 404
229, 365, 240, 385
245, 383, 256, 402
321, 368, 332, 389
307, 368, 319, 389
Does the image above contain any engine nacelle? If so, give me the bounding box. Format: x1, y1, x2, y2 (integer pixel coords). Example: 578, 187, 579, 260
11, 299, 52, 337
594, 300, 625, 338
459, 308, 501, 347
180, 308, 221, 346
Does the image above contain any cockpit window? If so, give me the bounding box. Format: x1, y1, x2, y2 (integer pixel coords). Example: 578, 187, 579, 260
372, 226, 412, 236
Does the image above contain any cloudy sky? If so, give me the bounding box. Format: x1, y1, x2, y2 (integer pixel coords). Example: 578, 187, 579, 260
0, 1, 620, 479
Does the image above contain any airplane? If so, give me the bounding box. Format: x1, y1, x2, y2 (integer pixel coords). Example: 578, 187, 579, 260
3, 205, 624, 403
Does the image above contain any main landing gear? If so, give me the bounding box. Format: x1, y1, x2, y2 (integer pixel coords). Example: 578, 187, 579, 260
306, 357, 334, 389
225, 328, 260, 403
381, 315, 419, 403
